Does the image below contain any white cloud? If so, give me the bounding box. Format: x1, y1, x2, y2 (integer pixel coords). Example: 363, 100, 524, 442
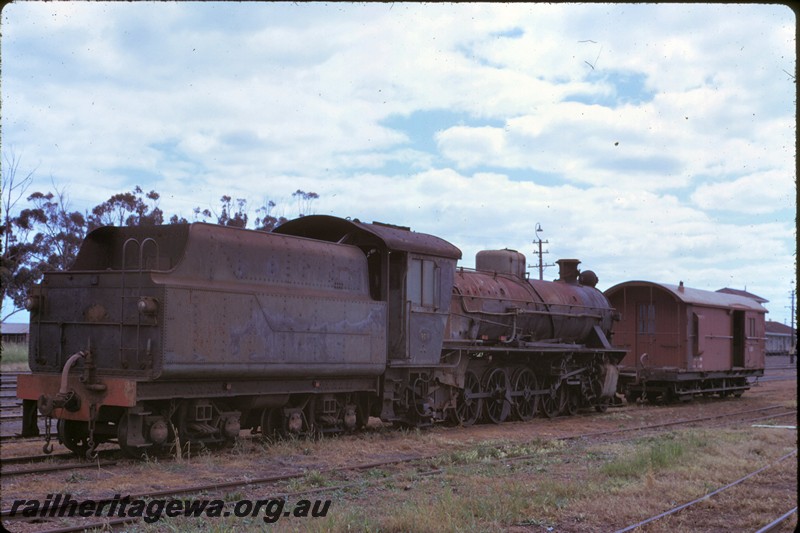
691, 170, 796, 214
1, 2, 795, 323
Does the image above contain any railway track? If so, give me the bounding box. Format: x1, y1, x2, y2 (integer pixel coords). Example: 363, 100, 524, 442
614, 449, 798, 533
566, 405, 795, 443
756, 507, 800, 533
0, 452, 432, 528
1, 449, 121, 478
1, 369, 795, 531
2, 401, 796, 530
2, 459, 119, 478
2, 401, 793, 468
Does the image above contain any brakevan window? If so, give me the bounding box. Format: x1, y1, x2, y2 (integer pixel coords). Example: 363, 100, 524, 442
637, 303, 656, 334
408, 258, 437, 308
748, 317, 756, 337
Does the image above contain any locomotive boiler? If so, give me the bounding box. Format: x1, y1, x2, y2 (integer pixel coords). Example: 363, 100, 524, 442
18, 216, 625, 457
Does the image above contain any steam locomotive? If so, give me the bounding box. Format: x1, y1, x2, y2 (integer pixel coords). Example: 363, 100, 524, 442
18, 216, 625, 457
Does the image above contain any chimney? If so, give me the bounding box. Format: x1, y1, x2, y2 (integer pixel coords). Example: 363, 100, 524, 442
556, 259, 581, 284
679, 281, 684, 292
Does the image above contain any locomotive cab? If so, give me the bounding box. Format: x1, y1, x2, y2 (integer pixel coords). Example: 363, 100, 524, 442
275, 216, 462, 366
275, 216, 462, 424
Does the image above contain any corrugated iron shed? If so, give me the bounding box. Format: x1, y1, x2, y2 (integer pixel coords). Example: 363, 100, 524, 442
1, 323, 29, 335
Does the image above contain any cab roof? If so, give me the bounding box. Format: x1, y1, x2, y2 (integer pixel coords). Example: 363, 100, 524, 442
274, 215, 462, 259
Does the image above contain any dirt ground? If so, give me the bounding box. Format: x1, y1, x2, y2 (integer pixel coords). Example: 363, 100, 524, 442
1, 375, 796, 532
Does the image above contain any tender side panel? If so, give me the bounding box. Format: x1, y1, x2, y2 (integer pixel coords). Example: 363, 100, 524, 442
161, 288, 386, 378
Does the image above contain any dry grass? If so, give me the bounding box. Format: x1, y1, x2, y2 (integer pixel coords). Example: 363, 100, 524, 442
261, 426, 795, 532
2, 380, 796, 532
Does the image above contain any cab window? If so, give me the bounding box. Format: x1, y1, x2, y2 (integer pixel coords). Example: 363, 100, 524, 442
409, 258, 437, 308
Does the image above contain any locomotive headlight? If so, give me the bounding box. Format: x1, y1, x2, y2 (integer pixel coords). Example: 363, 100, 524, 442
24, 295, 40, 312
137, 297, 159, 315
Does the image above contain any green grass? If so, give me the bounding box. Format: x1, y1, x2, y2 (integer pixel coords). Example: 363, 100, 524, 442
599, 433, 703, 480
1, 341, 29, 370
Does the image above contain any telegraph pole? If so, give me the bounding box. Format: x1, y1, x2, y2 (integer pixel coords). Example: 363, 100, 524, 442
532, 223, 554, 280
789, 288, 796, 364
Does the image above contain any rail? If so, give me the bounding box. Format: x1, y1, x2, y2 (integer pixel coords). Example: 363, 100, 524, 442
754, 507, 798, 533
614, 449, 798, 533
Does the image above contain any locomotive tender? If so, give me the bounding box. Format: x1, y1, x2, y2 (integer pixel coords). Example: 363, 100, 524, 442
18, 216, 625, 457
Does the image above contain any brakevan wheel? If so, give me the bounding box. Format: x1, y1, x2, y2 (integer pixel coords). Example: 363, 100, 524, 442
457, 370, 483, 426
625, 390, 642, 404
57, 419, 90, 456
512, 367, 539, 422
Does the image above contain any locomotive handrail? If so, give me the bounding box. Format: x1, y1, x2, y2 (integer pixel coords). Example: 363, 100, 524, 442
121, 237, 162, 272
501, 313, 518, 343
456, 290, 606, 312
516, 308, 603, 319
456, 304, 603, 320
520, 276, 558, 337
121, 237, 141, 271
119, 237, 162, 372
139, 238, 160, 271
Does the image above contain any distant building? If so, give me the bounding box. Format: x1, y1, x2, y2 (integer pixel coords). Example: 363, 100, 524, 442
716, 287, 769, 304
765, 320, 795, 356
1, 323, 29, 345
716, 289, 795, 356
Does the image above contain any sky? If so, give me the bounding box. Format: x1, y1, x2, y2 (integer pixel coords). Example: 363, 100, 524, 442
1, 2, 796, 325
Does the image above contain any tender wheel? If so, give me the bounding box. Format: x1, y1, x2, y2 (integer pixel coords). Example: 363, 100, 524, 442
260, 407, 285, 440
57, 419, 90, 456
512, 368, 539, 421
456, 370, 483, 426
117, 415, 147, 459
355, 397, 370, 430
482, 367, 511, 424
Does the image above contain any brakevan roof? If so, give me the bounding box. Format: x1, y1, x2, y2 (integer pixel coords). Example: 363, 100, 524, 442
604, 281, 768, 313
274, 215, 462, 259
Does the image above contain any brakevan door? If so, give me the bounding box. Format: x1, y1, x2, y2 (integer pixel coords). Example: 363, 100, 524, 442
732, 310, 745, 367
635, 301, 658, 370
